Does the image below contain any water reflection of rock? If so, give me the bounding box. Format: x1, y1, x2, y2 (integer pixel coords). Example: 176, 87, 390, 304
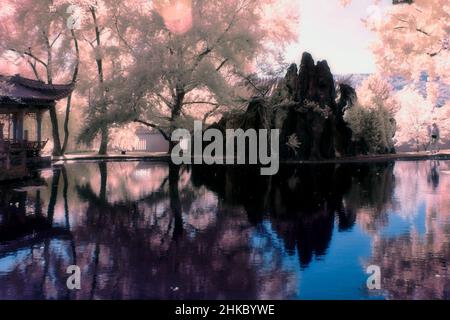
192, 163, 396, 267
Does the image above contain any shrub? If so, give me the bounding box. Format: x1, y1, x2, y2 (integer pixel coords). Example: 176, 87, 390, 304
344, 103, 396, 154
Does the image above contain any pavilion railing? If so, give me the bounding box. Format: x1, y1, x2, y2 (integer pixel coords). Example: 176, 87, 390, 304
1, 139, 48, 157
0, 139, 27, 179
1, 139, 48, 177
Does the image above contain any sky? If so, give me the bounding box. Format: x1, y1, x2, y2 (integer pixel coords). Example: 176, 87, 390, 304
285, 0, 391, 75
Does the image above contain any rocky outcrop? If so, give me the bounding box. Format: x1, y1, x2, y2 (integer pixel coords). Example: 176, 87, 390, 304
211, 52, 364, 161
275, 52, 359, 160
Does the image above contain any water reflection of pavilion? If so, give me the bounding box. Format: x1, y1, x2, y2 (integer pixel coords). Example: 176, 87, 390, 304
0, 75, 74, 180
0, 176, 70, 250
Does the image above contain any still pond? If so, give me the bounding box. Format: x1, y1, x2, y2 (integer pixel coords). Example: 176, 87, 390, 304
0, 160, 449, 299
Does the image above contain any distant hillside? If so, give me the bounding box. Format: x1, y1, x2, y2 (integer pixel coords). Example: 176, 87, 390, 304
335, 73, 450, 107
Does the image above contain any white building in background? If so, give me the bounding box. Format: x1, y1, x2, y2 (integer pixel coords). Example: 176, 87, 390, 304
134, 127, 169, 153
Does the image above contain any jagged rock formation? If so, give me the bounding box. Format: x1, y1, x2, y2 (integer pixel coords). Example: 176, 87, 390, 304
211, 52, 367, 160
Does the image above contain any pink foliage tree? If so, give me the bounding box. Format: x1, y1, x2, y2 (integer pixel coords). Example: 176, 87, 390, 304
395, 87, 450, 151
340, 0, 448, 98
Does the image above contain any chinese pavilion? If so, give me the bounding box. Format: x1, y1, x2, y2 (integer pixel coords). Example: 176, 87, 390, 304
0, 74, 74, 179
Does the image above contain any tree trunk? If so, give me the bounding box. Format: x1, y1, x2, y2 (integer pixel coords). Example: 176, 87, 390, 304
167, 86, 186, 155
62, 30, 80, 155
169, 139, 178, 154
98, 127, 109, 155
49, 106, 63, 156
90, 8, 109, 155
46, 49, 63, 156
62, 94, 72, 154
44, 29, 63, 157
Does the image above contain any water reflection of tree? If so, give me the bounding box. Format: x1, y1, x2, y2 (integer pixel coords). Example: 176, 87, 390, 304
369, 230, 450, 299
69, 163, 268, 299
348, 163, 397, 234
367, 161, 450, 300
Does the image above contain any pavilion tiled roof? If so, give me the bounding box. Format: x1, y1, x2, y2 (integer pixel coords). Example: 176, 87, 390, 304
0, 74, 75, 106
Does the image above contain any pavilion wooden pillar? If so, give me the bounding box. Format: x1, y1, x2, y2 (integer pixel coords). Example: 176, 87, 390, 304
12, 111, 24, 141
36, 110, 43, 143
12, 112, 18, 140
17, 111, 24, 141
0, 123, 10, 170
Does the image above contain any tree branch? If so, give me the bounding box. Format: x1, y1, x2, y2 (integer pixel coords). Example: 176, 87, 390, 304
155, 92, 173, 109
183, 101, 221, 106
9, 48, 48, 68
394, 16, 431, 36
114, 13, 135, 54
133, 119, 170, 141
202, 104, 223, 124
216, 58, 229, 71
50, 31, 63, 48
82, 35, 96, 49
26, 60, 42, 81
416, 27, 430, 36
190, 3, 246, 73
